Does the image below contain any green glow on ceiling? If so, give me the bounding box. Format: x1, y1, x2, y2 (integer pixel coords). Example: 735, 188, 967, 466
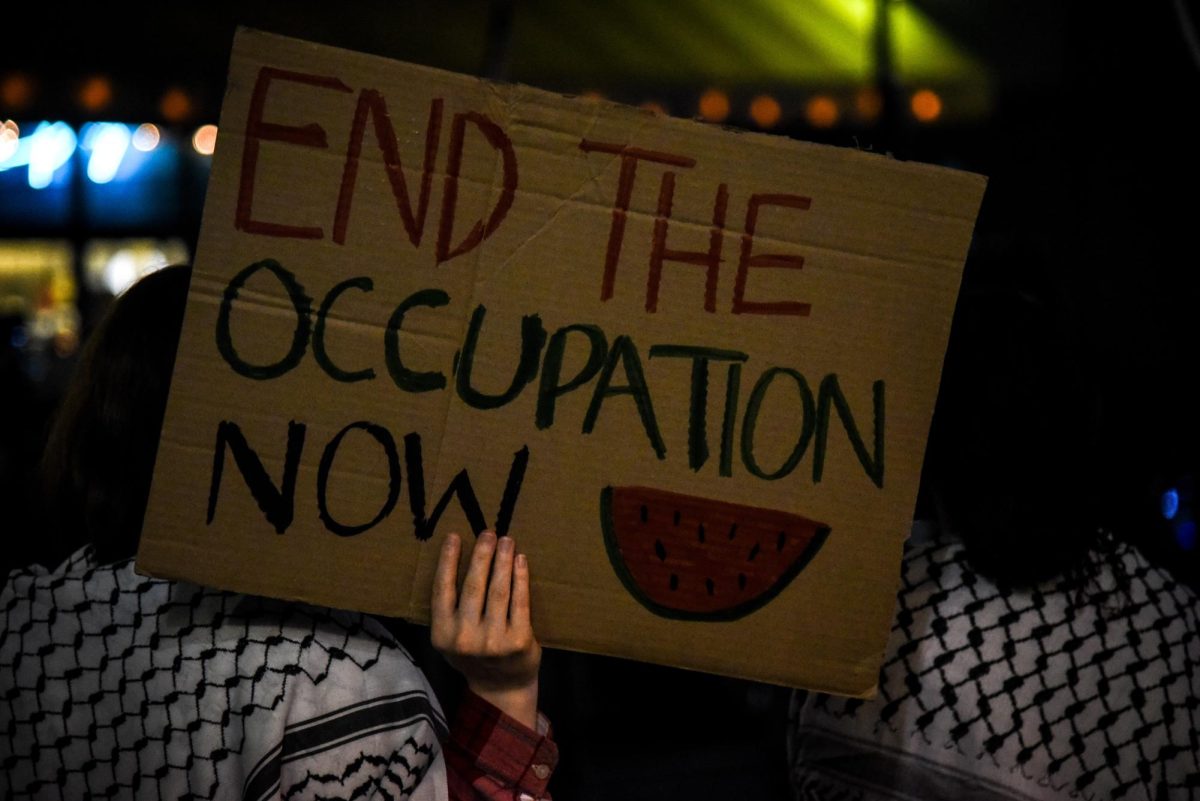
508, 0, 985, 90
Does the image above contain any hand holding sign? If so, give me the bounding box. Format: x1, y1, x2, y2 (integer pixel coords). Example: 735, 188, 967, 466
432, 531, 542, 728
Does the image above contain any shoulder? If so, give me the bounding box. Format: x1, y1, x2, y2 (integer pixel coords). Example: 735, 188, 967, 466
226, 601, 448, 800
790, 527, 1200, 800
2, 555, 448, 800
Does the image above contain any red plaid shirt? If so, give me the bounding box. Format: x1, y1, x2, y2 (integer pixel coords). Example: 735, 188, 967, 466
445, 689, 558, 801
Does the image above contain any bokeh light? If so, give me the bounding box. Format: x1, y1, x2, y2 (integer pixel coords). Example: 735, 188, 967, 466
855, 87, 883, 122
1, 74, 34, 111
804, 95, 840, 129
699, 89, 730, 123
78, 76, 113, 113
749, 95, 782, 129
132, 123, 161, 152
1163, 488, 1180, 520
911, 89, 943, 123
0, 120, 19, 162
192, 124, 218, 156
160, 88, 194, 123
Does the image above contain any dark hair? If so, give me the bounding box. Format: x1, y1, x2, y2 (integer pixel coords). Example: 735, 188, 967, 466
39, 265, 191, 566
920, 284, 1104, 586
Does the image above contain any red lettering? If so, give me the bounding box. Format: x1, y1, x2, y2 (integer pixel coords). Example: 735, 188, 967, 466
733, 194, 812, 316
436, 112, 518, 264
334, 94, 443, 247
579, 141, 696, 302
647, 175, 728, 313
236, 67, 353, 239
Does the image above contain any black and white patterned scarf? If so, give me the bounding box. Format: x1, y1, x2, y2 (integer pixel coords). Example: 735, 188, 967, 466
1, 547, 448, 800
790, 524, 1200, 801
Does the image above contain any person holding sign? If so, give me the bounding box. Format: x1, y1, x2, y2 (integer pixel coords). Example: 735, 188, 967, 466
0, 265, 558, 801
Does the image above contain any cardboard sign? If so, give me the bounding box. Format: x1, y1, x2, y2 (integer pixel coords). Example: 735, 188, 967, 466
138, 28, 986, 696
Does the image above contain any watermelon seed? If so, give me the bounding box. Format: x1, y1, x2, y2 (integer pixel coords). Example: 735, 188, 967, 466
639, 504, 648, 523
748, 542, 760, 562
654, 539, 667, 561
738, 573, 747, 590
669, 573, 678, 590
705, 578, 715, 596
728, 523, 738, 540
697, 523, 705, 543
777, 530, 786, 551
673, 510, 681, 526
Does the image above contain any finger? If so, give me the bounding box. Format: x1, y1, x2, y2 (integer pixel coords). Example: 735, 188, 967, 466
485, 536, 515, 628
431, 532, 461, 631
431, 533, 462, 649
459, 530, 497, 620
510, 551, 532, 633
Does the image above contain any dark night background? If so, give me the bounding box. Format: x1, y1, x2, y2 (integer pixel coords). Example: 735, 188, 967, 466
2, 2, 1199, 798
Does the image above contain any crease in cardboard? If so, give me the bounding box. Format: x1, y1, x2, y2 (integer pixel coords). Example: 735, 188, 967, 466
403, 101, 512, 620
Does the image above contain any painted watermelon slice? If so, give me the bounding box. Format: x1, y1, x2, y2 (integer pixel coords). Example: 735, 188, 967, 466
600, 485, 830, 621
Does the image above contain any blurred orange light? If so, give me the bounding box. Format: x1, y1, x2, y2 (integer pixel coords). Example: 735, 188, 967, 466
911, 89, 943, 123
699, 89, 730, 123
1, 74, 34, 110
192, 124, 218, 156
855, 87, 883, 121
639, 100, 668, 116
1, 120, 19, 161
79, 76, 113, 113
160, 88, 193, 123
132, 123, 161, 152
749, 95, 782, 129
580, 90, 605, 102
804, 95, 840, 129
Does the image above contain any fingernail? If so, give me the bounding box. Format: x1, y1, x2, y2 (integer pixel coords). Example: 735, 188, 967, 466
498, 536, 513, 553
444, 532, 459, 549
479, 530, 496, 543
516, 553, 527, 569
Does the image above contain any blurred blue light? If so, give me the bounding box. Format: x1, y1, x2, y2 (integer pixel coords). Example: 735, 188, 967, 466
27, 122, 77, 189
82, 123, 132, 184
1162, 488, 1180, 520
1176, 520, 1197, 551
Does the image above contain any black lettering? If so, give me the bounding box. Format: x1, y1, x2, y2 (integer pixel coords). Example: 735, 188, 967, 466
402, 433, 531, 541
583, 335, 666, 460
536, 324, 607, 429
494, 445, 530, 537
384, 289, 450, 392
813, 375, 885, 487
207, 420, 306, 533
456, 304, 547, 410
740, 367, 815, 480
313, 277, 376, 383
316, 421, 400, 536
216, 259, 312, 380
648, 345, 748, 471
